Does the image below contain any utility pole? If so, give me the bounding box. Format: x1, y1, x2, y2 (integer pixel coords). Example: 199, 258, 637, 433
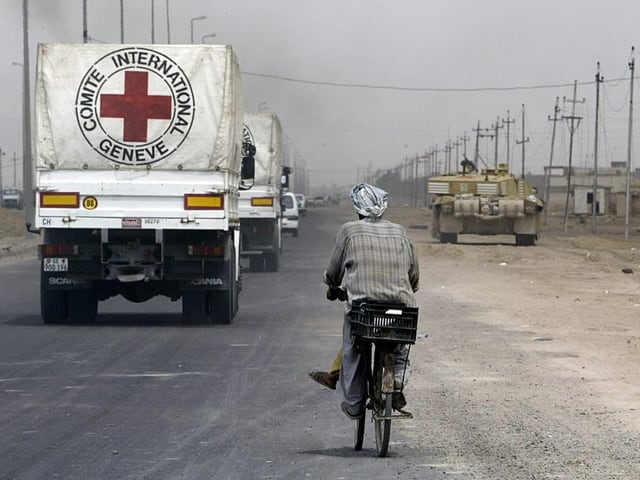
473, 121, 481, 165
433, 145, 439, 175
402, 157, 409, 204
428, 148, 435, 176
406, 156, 413, 204
474, 121, 493, 169
413, 154, 419, 206
491, 116, 503, 168
0, 148, 4, 194
461, 131, 470, 160
82, 0, 88, 43
421, 151, 429, 206
625, 48, 635, 240
503, 111, 515, 171
515, 104, 530, 179
592, 63, 603, 233
444, 142, 453, 173
453, 138, 462, 172
544, 97, 561, 225
562, 81, 585, 233
13, 152, 17, 188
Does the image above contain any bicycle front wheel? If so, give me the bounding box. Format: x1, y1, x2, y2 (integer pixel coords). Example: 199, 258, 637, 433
354, 413, 365, 451
373, 346, 392, 457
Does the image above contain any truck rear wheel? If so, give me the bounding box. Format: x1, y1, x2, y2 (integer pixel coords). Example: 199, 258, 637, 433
210, 290, 233, 324
40, 267, 68, 324
210, 246, 237, 325
182, 291, 209, 323
249, 255, 264, 272
41, 288, 68, 324
264, 251, 280, 272
68, 290, 98, 323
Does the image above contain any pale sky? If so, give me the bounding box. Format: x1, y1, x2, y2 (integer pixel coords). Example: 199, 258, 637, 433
1, 0, 640, 192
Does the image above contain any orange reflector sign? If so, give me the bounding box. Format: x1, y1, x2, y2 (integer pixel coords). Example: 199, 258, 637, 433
40, 192, 80, 208
251, 197, 274, 207
184, 194, 224, 210
188, 245, 225, 256
40, 244, 78, 256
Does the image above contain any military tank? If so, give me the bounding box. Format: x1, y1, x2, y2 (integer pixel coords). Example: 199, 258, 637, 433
427, 161, 544, 246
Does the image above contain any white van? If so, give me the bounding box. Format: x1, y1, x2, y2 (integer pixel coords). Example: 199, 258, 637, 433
281, 192, 299, 237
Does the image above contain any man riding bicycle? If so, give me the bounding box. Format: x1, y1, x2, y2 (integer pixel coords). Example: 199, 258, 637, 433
314, 183, 420, 419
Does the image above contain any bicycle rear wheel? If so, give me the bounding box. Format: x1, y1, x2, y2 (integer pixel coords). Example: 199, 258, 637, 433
373, 345, 392, 457
354, 341, 370, 451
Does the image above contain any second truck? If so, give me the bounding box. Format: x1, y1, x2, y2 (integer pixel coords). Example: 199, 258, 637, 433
239, 112, 285, 272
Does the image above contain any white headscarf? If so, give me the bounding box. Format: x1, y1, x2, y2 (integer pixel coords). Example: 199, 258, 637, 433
350, 183, 388, 218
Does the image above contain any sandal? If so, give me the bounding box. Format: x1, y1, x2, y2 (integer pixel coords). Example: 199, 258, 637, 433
309, 371, 338, 390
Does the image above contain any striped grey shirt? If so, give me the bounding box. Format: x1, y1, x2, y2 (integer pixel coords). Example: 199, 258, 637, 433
324, 217, 419, 307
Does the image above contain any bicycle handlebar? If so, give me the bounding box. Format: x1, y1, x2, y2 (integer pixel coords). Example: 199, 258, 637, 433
326, 286, 347, 302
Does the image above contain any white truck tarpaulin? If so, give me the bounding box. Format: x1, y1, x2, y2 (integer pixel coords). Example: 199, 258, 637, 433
35, 43, 243, 172
243, 112, 283, 186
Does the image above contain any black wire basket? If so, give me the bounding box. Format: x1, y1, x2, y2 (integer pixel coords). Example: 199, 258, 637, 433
349, 301, 419, 344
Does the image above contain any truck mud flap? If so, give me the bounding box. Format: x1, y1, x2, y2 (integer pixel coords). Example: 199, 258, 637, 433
180, 261, 230, 291
42, 272, 91, 290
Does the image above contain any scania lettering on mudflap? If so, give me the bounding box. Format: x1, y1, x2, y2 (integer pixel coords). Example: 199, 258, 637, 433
191, 278, 224, 286
48, 277, 87, 286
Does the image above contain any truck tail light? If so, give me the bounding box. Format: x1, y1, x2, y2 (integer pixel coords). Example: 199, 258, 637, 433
188, 245, 225, 257
40, 244, 79, 256
40, 192, 80, 208
184, 194, 224, 210
251, 197, 274, 207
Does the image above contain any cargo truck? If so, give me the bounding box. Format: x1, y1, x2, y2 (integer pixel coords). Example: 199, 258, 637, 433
239, 113, 284, 272
31, 43, 254, 324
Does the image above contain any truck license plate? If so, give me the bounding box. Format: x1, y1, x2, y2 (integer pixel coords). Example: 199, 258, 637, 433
43, 258, 68, 272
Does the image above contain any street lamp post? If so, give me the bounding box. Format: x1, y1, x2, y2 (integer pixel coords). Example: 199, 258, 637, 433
190, 15, 206, 44
12, 61, 23, 192
201, 33, 216, 43
120, 0, 124, 43
166, 0, 171, 43
20, 0, 33, 225
151, 0, 155, 44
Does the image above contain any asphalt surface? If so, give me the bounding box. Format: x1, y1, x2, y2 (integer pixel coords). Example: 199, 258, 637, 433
0, 206, 450, 480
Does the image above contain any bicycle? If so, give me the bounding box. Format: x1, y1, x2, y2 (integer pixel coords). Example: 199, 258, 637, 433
348, 300, 419, 457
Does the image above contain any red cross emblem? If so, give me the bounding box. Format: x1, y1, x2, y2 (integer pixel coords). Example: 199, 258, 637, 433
100, 71, 172, 143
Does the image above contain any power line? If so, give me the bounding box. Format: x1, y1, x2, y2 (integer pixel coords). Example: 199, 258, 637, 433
242, 71, 632, 93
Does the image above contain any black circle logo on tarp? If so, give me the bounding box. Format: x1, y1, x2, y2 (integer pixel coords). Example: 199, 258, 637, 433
75, 47, 195, 166
242, 124, 256, 157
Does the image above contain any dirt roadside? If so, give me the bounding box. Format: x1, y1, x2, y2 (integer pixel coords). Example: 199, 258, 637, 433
0, 207, 39, 261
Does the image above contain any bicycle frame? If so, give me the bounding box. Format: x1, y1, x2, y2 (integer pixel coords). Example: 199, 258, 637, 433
355, 338, 412, 457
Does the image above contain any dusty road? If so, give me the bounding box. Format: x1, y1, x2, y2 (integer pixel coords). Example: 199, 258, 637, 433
0, 205, 639, 479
